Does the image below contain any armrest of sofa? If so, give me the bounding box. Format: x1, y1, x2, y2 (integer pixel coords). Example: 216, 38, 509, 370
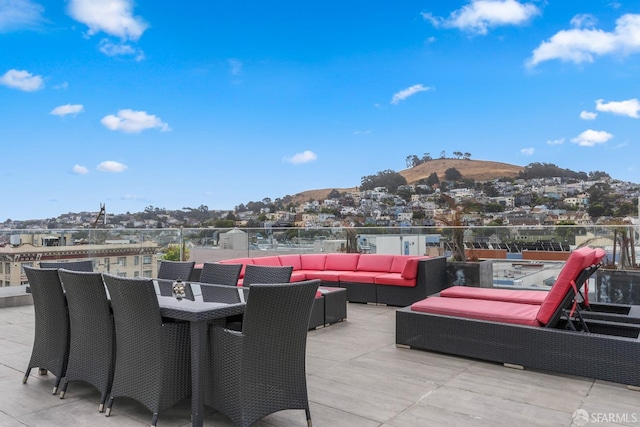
417, 256, 448, 296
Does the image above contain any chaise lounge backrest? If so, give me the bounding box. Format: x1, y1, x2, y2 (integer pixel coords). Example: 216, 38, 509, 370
536, 246, 597, 326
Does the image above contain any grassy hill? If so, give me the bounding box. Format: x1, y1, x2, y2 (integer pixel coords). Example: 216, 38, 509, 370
289, 159, 524, 204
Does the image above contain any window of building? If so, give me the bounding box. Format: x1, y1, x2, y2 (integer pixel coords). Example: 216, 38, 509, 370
117, 272, 127, 277
117, 257, 126, 267
134, 256, 139, 266
134, 271, 140, 277
143, 256, 152, 265
5, 263, 10, 274
143, 270, 152, 278
21, 262, 34, 274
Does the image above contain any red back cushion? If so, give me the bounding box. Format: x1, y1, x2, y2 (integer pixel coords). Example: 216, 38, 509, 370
325, 253, 360, 271
300, 254, 327, 270
536, 247, 595, 325
278, 254, 302, 270
356, 254, 394, 272
390, 255, 411, 273
401, 257, 429, 280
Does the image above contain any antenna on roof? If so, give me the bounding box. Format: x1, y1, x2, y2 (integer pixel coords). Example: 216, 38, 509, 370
93, 203, 106, 228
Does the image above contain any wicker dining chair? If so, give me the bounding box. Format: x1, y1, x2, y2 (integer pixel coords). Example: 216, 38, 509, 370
157, 260, 195, 281
241, 264, 293, 287
206, 279, 320, 427
39, 259, 94, 271
103, 274, 191, 427
22, 266, 69, 395
57, 269, 115, 412
199, 262, 242, 286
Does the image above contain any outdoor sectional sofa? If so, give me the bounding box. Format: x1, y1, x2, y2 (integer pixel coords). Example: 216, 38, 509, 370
396, 246, 640, 388
216, 253, 447, 306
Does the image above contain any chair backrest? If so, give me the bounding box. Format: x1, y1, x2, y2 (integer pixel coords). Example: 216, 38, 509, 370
102, 274, 164, 347
157, 260, 195, 281
39, 259, 94, 272
200, 262, 242, 286
240, 279, 320, 379
58, 270, 113, 337
242, 264, 293, 287
23, 266, 70, 368
537, 246, 597, 326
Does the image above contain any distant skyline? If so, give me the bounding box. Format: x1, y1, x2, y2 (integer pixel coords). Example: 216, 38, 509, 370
2, 0, 640, 220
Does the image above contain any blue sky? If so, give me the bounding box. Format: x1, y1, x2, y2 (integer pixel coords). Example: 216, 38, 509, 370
2, 0, 640, 221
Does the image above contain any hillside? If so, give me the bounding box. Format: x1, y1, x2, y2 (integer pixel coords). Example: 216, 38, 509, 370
289, 159, 524, 204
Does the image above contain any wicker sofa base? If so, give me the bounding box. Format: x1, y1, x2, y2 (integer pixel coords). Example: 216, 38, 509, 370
396, 306, 640, 388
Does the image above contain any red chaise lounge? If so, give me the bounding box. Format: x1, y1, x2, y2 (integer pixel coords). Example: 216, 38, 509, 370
396, 246, 640, 388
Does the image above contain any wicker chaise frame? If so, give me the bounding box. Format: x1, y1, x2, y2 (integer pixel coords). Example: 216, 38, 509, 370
396, 262, 640, 388
396, 306, 640, 387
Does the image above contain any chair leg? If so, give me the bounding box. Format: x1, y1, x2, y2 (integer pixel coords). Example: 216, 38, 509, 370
105, 396, 115, 417
52, 377, 62, 395
38, 368, 47, 375
306, 408, 312, 427
22, 367, 32, 384
99, 393, 107, 412
151, 412, 158, 426
59, 380, 69, 399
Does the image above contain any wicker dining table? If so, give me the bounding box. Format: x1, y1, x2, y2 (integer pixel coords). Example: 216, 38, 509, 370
156, 283, 247, 427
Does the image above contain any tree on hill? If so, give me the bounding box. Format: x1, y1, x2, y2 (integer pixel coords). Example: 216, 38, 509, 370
444, 167, 462, 181
360, 169, 407, 193
518, 162, 588, 180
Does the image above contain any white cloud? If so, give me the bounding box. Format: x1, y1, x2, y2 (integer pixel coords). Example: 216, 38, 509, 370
101, 109, 170, 133
54, 81, 69, 90
0, 0, 45, 32
72, 164, 89, 174
228, 58, 243, 76
0, 69, 44, 91
528, 14, 640, 67
391, 84, 431, 104
50, 104, 84, 117
422, 0, 540, 35
121, 194, 148, 202
284, 150, 317, 165
580, 111, 597, 120
353, 130, 371, 135
520, 147, 535, 155
571, 129, 613, 147
570, 14, 597, 29
67, 0, 148, 40
595, 98, 640, 118
97, 160, 127, 173
546, 138, 565, 145
98, 39, 144, 60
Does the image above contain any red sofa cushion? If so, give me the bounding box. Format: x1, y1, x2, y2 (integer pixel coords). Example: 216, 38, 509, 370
390, 255, 412, 273
300, 254, 327, 270
325, 253, 360, 271
401, 257, 428, 280
440, 287, 548, 305
278, 254, 302, 270
536, 247, 596, 325
305, 271, 342, 282
339, 271, 382, 284
356, 254, 394, 273
290, 271, 307, 282
251, 256, 282, 267
374, 273, 416, 287
411, 297, 541, 326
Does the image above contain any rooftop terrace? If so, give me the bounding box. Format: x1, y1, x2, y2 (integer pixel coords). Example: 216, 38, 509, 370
0, 298, 638, 426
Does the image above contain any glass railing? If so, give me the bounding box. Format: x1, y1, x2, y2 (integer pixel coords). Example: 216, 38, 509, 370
2, 225, 639, 303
